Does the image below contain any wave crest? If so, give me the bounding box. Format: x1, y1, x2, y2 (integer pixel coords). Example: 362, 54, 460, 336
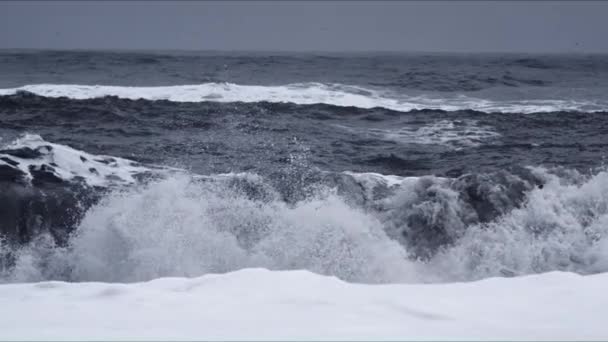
4, 175, 417, 283
2, 164, 608, 284
1, 83, 607, 113
2, 135, 608, 284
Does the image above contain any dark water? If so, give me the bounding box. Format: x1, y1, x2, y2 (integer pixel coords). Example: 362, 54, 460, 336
1, 50, 608, 283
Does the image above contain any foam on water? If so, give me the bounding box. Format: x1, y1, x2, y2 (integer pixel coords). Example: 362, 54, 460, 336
342, 171, 411, 188
1, 83, 606, 113
2, 135, 608, 284
428, 167, 608, 281
0, 134, 156, 187
3, 165, 608, 284
3, 176, 418, 283
337, 119, 501, 149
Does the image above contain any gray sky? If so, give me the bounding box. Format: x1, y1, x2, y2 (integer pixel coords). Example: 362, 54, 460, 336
1, 1, 607, 53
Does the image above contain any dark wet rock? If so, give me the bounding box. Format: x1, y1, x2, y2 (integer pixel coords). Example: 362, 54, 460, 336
0, 147, 42, 159
0, 157, 19, 167
0, 180, 101, 247
29, 164, 63, 185
0, 159, 104, 249
0, 165, 26, 183
94, 157, 116, 165
0, 145, 53, 160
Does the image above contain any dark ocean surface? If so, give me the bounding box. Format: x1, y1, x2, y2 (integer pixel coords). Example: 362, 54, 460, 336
1, 50, 608, 284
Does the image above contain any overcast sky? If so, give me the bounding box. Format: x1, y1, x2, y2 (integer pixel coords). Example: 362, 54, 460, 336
0, 1, 607, 53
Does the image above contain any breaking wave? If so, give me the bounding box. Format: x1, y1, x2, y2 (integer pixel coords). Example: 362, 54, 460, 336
1, 135, 608, 284
1, 83, 607, 113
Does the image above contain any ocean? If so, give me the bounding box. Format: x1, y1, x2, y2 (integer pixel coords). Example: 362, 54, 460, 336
1, 50, 608, 283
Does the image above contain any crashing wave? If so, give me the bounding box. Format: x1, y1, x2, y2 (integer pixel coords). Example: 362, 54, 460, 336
1, 135, 608, 284
0, 134, 173, 247
1, 83, 607, 113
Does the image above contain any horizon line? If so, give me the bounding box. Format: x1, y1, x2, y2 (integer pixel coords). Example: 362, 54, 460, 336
1, 48, 607, 55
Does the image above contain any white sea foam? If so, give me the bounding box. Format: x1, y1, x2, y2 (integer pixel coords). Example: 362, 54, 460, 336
2, 135, 608, 285
426, 167, 608, 281
4, 175, 418, 283
342, 171, 412, 188
336, 119, 501, 149
1, 83, 606, 113
380, 119, 501, 147
0, 134, 157, 187
4, 165, 608, 284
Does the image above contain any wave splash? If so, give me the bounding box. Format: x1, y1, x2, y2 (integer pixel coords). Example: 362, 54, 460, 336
4, 175, 418, 283
1, 83, 607, 113
425, 167, 608, 281
2, 141, 608, 284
